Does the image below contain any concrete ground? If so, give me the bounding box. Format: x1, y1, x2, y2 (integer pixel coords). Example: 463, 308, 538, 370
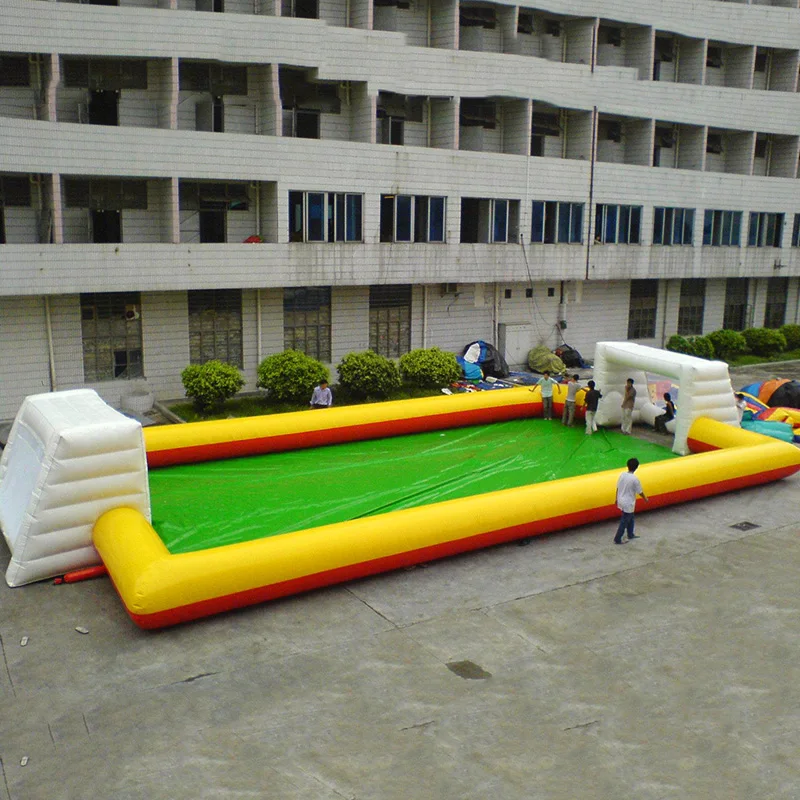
1, 364, 799, 799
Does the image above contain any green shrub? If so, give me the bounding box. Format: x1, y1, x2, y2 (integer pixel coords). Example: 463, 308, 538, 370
399, 347, 461, 388
687, 335, 715, 360
336, 351, 402, 398
779, 323, 800, 351
181, 360, 245, 411
257, 350, 329, 403
706, 329, 748, 361
665, 334, 692, 355
742, 327, 787, 357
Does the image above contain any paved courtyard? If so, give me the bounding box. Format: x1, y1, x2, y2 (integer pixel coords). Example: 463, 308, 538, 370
1, 363, 799, 799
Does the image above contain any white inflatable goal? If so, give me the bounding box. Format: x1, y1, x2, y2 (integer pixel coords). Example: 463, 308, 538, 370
0, 390, 150, 586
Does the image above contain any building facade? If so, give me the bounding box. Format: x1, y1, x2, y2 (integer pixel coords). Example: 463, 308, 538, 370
1, 0, 799, 419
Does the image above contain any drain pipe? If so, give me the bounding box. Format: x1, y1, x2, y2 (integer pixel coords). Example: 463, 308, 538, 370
44, 296, 57, 391
585, 105, 598, 281
256, 288, 263, 365
422, 284, 428, 348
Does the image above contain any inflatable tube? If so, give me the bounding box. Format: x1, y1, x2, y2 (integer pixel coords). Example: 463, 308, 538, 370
95, 414, 800, 629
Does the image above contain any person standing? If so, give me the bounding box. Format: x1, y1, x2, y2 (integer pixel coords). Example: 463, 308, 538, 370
538, 370, 557, 420
735, 393, 747, 425
654, 392, 676, 434
620, 378, 636, 435
614, 457, 649, 544
584, 380, 602, 435
310, 380, 332, 409
562, 374, 580, 426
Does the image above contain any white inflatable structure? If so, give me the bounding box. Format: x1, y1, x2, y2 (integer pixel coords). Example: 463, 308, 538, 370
0, 390, 150, 586
593, 342, 739, 455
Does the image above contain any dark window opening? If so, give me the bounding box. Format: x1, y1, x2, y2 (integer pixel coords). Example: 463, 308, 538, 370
628, 280, 658, 339
460, 198, 480, 243
677, 279, 705, 336
723, 278, 749, 331
706, 134, 723, 154
517, 11, 534, 34
764, 277, 788, 329
460, 6, 496, 28
0, 56, 31, 87
199, 205, 227, 243
91, 210, 121, 244
706, 46, 723, 68
460, 99, 496, 130
88, 90, 119, 126
179, 63, 247, 96
295, 109, 320, 139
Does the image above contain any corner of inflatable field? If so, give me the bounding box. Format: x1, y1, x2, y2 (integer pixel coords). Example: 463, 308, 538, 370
0, 389, 150, 587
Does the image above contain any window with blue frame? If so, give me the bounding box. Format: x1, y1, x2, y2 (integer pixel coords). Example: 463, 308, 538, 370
653, 207, 694, 245
530, 201, 583, 244
460, 198, 519, 243
747, 212, 784, 248
702, 209, 742, 246
379, 195, 446, 242
594, 204, 641, 244
288, 191, 362, 242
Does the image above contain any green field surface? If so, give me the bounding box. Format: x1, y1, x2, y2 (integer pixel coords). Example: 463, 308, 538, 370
149, 419, 678, 554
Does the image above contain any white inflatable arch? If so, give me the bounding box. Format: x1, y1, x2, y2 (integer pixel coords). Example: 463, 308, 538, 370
593, 342, 739, 455
0, 390, 149, 586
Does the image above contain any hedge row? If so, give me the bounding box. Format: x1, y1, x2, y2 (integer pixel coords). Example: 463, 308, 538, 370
181, 346, 461, 410
666, 324, 799, 361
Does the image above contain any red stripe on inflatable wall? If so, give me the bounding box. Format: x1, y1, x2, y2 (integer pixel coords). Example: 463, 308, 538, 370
146, 403, 534, 468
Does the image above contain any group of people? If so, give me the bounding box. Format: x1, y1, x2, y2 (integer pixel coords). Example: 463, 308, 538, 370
536, 371, 602, 436
537, 373, 675, 437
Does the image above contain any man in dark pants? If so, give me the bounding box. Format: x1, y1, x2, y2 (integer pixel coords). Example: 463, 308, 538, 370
614, 457, 649, 544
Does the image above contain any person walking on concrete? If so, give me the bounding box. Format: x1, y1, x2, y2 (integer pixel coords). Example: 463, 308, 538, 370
621, 378, 636, 435
614, 457, 649, 544
584, 380, 601, 435
562, 374, 580, 426
538, 370, 556, 420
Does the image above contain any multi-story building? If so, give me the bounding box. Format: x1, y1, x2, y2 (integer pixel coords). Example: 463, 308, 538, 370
1, 0, 799, 420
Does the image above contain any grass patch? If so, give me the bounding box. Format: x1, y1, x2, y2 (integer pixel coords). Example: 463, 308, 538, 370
727, 349, 800, 368
169, 386, 445, 422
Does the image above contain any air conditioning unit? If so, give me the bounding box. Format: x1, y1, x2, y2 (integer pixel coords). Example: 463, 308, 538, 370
124, 305, 140, 321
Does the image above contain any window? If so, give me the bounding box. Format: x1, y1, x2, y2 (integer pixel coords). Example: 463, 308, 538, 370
369, 285, 411, 357
459, 6, 496, 28
627, 280, 658, 340
288, 192, 362, 243
282, 0, 318, 18
748, 212, 784, 248
0, 56, 30, 87
180, 182, 249, 244
63, 58, 148, 90
530, 201, 582, 244
460, 198, 519, 243
380, 195, 445, 243
677, 279, 705, 336
284, 287, 331, 361
706, 46, 723, 68
793, 214, 800, 247
530, 112, 560, 157
64, 178, 147, 210
723, 278, 749, 331
706, 134, 723, 155
764, 277, 788, 329
653, 207, 694, 246
188, 289, 243, 367
64, 178, 147, 244
594, 204, 641, 244
179, 63, 247, 95
517, 11, 534, 34
460, 100, 496, 130
702, 210, 742, 246
80, 292, 143, 381
0, 173, 32, 244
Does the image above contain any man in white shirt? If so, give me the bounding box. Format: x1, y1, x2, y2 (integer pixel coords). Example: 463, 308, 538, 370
614, 458, 649, 544
310, 380, 332, 409
537, 370, 557, 420
561, 374, 580, 427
